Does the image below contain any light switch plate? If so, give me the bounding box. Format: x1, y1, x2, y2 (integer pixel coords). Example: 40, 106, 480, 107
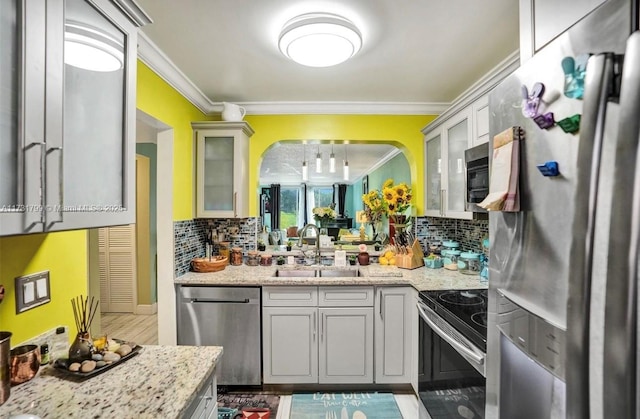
15, 271, 50, 313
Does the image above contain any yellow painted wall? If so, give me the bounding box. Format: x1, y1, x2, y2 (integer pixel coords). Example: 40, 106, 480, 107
135, 61, 213, 221
244, 114, 437, 215
0, 231, 87, 345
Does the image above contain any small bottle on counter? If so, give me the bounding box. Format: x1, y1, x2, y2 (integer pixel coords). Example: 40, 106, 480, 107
246, 250, 260, 266
230, 247, 243, 266
40, 343, 50, 365
219, 242, 230, 264
260, 254, 273, 266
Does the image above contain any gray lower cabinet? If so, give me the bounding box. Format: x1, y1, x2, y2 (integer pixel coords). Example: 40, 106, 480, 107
263, 305, 318, 383
262, 286, 374, 384
319, 307, 374, 384
184, 369, 218, 419
374, 287, 415, 383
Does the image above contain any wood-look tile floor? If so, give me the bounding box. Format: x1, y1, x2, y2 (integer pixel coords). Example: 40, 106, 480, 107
101, 313, 158, 345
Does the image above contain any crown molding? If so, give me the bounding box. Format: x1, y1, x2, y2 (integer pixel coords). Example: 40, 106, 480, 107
112, 0, 153, 27
137, 31, 214, 114
421, 50, 521, 133
136, 32, 449, 116
224, 101, 449, 115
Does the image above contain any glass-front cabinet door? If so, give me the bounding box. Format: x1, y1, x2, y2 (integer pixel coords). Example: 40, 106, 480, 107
423, 107, 474, 220
50, 0, 135, 231
444, 109, 472, 218
0, 0, 22, 225
194, 122, 254, 218
424, 131, 442, 216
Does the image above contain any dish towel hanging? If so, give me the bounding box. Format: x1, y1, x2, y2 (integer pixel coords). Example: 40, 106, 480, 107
478, 127, 524, 211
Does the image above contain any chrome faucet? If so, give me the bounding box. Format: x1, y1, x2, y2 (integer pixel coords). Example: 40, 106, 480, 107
298, 223, 321, 265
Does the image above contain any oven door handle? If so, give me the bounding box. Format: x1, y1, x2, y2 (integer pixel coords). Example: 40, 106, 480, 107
417, 301, 484, 365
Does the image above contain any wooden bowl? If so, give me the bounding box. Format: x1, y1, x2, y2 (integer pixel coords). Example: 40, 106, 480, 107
191, 256, 228, 272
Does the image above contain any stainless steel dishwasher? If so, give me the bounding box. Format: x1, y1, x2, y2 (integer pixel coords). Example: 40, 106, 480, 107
177, 286, 261, 385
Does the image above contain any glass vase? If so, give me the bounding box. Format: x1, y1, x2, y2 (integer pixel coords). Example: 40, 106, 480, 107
68, 331, 93, 363
389, 215, 408, 244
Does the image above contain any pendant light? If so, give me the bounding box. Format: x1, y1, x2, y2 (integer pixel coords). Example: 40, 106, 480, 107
329, 145, 336, 173
315, 145, 322, 173
302, 144, 309, 181
343, 144, 349, 181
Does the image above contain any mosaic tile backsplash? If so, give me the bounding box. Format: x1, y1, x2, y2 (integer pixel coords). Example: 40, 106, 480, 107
413, 216, 489, 255
175, 216, 488, 276
174, 217, 260, 277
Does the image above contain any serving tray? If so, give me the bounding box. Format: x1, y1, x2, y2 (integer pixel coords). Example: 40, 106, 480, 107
53, 339, 142, 379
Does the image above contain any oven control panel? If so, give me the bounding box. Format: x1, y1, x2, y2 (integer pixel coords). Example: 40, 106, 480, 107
496, 292, 566, 381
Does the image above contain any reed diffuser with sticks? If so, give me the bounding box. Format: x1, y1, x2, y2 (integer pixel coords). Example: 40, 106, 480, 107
68, 295, 99, 363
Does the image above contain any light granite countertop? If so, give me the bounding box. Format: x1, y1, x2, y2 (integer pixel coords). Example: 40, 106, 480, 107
0, 345, 223, 419
176, 263, 487, 291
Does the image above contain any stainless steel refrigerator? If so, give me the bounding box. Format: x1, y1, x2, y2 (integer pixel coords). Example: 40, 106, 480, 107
486, 0, 640, 417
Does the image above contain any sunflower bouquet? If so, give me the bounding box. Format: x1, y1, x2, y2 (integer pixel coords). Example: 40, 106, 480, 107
382, 178, 412, 216
362, 189, 385, 224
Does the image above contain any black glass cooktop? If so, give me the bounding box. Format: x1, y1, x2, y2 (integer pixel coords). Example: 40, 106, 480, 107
419, 289, 487, 351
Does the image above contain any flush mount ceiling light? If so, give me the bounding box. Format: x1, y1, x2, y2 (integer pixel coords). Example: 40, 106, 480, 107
65, 21, 124, 72
279, 13, 362, 67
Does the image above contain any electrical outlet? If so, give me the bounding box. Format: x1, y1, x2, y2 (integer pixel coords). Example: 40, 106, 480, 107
15, 271, 51, 313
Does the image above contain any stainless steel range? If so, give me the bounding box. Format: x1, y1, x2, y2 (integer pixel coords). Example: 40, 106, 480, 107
417, 289, 487, 418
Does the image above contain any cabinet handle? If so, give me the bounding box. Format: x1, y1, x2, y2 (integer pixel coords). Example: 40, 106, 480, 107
25, 141, 46, 226
320, 313, 324, 342
47, 146, 63, 225
233, 192, 237, 217
313, 311, 316, 342
379, 290, 384, 320
439, 189, 444, 216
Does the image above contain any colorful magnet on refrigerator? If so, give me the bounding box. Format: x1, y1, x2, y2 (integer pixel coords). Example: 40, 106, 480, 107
521, 82, 545, 118
533, 112, 555, 129
536, 161, 560, 177
557, 114, 581, 134
561, 54, 589, 99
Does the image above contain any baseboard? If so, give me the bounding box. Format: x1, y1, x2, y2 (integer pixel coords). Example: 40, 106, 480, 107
136, 303, 157, 315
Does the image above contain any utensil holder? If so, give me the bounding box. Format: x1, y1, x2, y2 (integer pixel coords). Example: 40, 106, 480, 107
395, 240, 425, 269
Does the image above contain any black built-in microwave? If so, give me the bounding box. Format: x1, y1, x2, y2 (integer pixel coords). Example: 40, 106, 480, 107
464, 142, 489, 212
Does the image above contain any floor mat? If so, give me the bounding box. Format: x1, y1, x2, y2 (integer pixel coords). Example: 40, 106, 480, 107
290, 391, 402, 419
418, 386, 485, 419
217, 390, 280, 418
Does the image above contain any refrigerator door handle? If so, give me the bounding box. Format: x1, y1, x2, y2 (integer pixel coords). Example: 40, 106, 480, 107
603, 31, 640, 419
566, 52, 617, 419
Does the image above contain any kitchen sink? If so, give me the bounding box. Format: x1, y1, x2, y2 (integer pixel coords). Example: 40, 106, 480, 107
273, 269, 317, 277
272, 269, 361, 277
317, 269, 361, 277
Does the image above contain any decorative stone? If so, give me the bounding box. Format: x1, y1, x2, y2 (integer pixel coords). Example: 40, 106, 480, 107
81, 360, 97, 373
95, 360, 107, 368
91, 353, 103, 361
116, 345, 132, 357
68, 362, 81, 372
103, 352, 121, 363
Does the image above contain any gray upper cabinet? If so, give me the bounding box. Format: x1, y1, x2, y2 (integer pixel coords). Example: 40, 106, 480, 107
193, 122, 254, 219
519, 0, 607, 62
0, 0, 150, 236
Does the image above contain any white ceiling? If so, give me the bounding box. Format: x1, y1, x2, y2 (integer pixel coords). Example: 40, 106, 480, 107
134, 0, 520, 183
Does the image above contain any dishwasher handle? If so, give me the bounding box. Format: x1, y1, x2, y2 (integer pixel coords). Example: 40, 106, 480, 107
188, 298, 256, 304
